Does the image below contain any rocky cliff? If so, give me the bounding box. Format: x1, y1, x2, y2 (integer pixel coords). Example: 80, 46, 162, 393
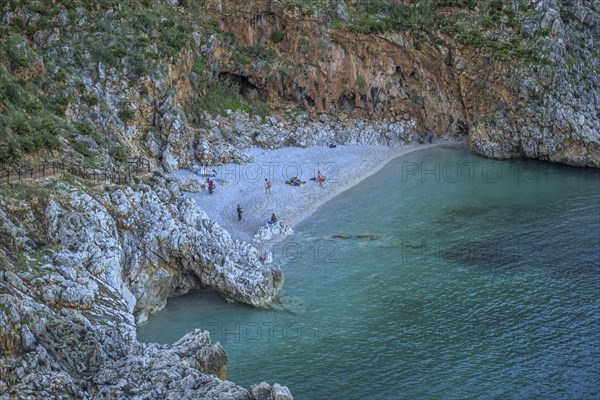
1, 0, 598, 398
202, 0, 598, 166
0, 177, 290, 399
2, 0, 597, 173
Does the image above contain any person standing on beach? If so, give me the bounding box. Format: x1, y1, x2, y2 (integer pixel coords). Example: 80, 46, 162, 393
237, 204, 243, 221
317, 170, 325, 188
265, 178, 272, 194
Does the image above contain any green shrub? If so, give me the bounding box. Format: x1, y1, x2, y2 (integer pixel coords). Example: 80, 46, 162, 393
118, 105, 135, 123
0, 141, 21, 163
270, 31, 285, 43
232, 50, 253, 65
73, 121, 104, 147
202, 20, 221, 34
50, 94, 69, 117
192, 59, 208, 76
193, 79, 270, 120
232, 45, 277, 65
5, 33, 36, 69
41, 132, 61, 150
74, 141, 93, 157
158, 24, 191, 58
109, 146, 128, 163
74, 122, 95, 136
0, 66, 23, 106
90, 44, 118, 67
81, 94, 99, 107
355, 76, 366, 90
128, 51, 151, 81
111, 44, 128, 59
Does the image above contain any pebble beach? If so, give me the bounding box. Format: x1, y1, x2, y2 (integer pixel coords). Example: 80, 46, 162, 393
172, 143, 441, 243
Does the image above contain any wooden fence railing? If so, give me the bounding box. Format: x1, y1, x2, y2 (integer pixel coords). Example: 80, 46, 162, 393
0, 157, 152, 185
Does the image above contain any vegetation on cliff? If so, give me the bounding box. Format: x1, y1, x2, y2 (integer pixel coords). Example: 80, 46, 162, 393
1, 0, 189, 164
0, 1, 597, 397
0, 0, 598, 168
288, 0, 550, 64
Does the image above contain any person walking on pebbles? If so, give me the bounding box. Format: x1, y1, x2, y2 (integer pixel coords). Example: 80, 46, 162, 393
237, 204, 243, 221
317, 170, 325, 188
265, 177, 272, 194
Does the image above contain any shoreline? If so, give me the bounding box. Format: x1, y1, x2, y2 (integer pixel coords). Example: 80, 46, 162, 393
173, 141, 459, 247
277, 143, 441, 231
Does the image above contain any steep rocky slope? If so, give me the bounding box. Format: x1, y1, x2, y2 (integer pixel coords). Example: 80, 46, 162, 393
1, 0, 597, 173
204, 0, 599, 166
1, 0, 598, 398
0, 177, 290, 399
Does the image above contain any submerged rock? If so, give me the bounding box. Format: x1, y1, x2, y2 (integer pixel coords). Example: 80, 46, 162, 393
269, 296, 310, 316
329, 233, 380, 241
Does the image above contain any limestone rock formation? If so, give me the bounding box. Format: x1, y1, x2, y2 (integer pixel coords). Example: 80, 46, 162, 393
39, 178, 284, 323
197, 0, 598, 167
1, 0, 598, 397
196, 110, 416, 152
0, 269, 283, 399
254, 221, 294, 244
466, 0, 600, 167
0, 177, 289, 399
177, 177, 207, 193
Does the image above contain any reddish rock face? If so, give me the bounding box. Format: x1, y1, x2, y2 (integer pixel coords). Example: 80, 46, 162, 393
214, 12, 469, 135
197, 1, 599, 167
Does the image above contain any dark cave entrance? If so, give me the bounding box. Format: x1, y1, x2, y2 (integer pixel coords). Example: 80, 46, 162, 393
218, 72, 263, 102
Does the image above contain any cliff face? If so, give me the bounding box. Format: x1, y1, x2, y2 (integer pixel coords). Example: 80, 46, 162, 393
0, 0, 598, 398
467, 0, 600, 166
215, 10, 467, 135
3, 0, 595, 174
203, 0, 599, 167
0, 178, 290, 399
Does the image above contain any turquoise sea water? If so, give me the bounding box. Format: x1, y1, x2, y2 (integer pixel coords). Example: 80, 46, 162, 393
138, 146, 600, 399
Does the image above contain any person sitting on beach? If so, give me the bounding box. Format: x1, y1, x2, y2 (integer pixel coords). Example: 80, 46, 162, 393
269, 213, 278, 224
286, 176, 305, 186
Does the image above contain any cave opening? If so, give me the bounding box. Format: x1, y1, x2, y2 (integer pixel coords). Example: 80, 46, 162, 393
337, 92, 356, 114
218, 72, 263, 102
